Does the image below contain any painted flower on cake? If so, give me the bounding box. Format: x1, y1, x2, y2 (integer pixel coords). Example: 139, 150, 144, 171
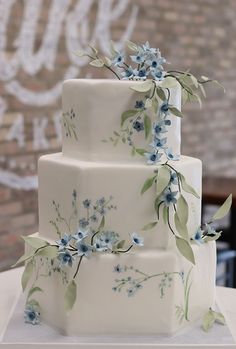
77, 242, 93, 258
144, 151, 162, 165
58, 250, 74, 267
73, 228, 89, 242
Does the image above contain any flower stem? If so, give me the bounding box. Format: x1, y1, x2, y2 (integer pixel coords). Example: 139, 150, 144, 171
117, 245, 133, 253
167, 207, 176, 236
73, 255, 83, 279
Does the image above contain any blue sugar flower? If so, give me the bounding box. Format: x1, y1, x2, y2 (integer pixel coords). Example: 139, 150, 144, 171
165, 148, 180, 161
144, 151, 162, 165
58, 250, 74, 267
83, 199, 91, 209
113, 264, 124, 273
99, 231, 119, 250
130, 232, 144, 246
56, 233, 71, 251
150, 68, 166, 81
150, 137, 167, 149
142, 41, 158, 54
152, 121, 167, 135
24, 305, 40, 325
121, 66, 134, 80
77, 242, 92, 258
161, 189, 178, 206
133, 120, 144, 132
130, 50, 146, 64
133, 68, 147, 80
79, 218, 89, 228
146, 54, 161, 69
193, 227, 204, 245
160, 101, 169, 116
112, 51, 124, 66
135, 100, 145, 109
205, 223, 220, 236
164, 119, 171, 126
73, 228, 89, 242
170, 172, 178, 185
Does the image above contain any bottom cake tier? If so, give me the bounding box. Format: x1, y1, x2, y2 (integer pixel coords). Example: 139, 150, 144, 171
25, 235, 216, 336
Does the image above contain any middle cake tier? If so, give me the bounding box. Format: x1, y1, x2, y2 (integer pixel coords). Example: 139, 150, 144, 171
38, 154, 202, 250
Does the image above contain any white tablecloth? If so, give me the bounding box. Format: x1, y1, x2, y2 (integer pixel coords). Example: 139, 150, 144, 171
0, 267, 236, 343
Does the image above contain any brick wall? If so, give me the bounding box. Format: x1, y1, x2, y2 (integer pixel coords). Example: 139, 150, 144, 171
0, 0, 236, 271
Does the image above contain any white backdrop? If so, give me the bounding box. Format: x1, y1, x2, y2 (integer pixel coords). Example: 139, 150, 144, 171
0, 0, 138, 190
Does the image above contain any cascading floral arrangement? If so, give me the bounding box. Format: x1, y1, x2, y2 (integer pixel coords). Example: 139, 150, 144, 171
76, 41, 231, 265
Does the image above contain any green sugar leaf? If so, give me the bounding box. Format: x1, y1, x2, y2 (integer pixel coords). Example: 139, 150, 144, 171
202, 309, 216, 332
121, 109, 138, 127
159, 76, 178, 89
163, 206, 168, 225
178, 173, 200, 199
199, 83, 206, 98
174, 212, 188, 240
175, 237, 195, 265
145, 98, 152, 109
89, 59, 104, 67
155, 87, 166, 101
141, 175, 156, 195
176, 195, 189, 225
88, 44, 98, 55
135, 148, 147, 156
212, 194, 232, 221
130, 80, 153, 93
36, 245, 58, 259
116, 240, 126, 249
104, 56, 112, 67
215, 311, 226, 325
27, 286, 43, 301
142, 221, 158, 231
65, 280, 77, 311
203, 232, 222, 242
12, 252, 34, 267
74, 50, 86, 57
156, 166, 171, 197
126, 40, 139, 51
169, 106, 183, 118
21, 260, 34, 291
98, 215, 105, 231
22, 236, 49, 250
144, 114, 152, 139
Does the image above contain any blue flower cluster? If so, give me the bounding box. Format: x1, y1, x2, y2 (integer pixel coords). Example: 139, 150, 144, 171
112, 42, 167, 81
144, 101, 180, 165
54, 193, 144, 268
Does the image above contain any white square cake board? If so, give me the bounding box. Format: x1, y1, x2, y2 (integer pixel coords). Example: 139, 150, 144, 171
0, 293, 235, 349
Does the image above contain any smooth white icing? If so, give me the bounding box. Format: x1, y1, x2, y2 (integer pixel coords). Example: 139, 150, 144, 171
31, 233, 216, 336
62, 79, 181, 162
38, 153, 202, 250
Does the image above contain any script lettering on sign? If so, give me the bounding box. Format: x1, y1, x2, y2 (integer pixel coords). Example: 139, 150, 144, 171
0, 0, 138, 189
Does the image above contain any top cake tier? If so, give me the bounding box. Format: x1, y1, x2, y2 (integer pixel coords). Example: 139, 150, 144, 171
62, 79, 181, 163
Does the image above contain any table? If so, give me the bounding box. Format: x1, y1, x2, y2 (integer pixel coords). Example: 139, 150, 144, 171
0, 267, 236, 347
203, 177, 236, 286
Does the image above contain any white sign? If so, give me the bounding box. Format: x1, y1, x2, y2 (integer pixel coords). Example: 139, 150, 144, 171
0, 0, 138, 190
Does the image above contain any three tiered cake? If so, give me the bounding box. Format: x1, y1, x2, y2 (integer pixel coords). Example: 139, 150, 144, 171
18, 42, 231, 336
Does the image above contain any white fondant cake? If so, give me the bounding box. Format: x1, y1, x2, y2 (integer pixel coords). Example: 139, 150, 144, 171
23, 78, 218, 336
